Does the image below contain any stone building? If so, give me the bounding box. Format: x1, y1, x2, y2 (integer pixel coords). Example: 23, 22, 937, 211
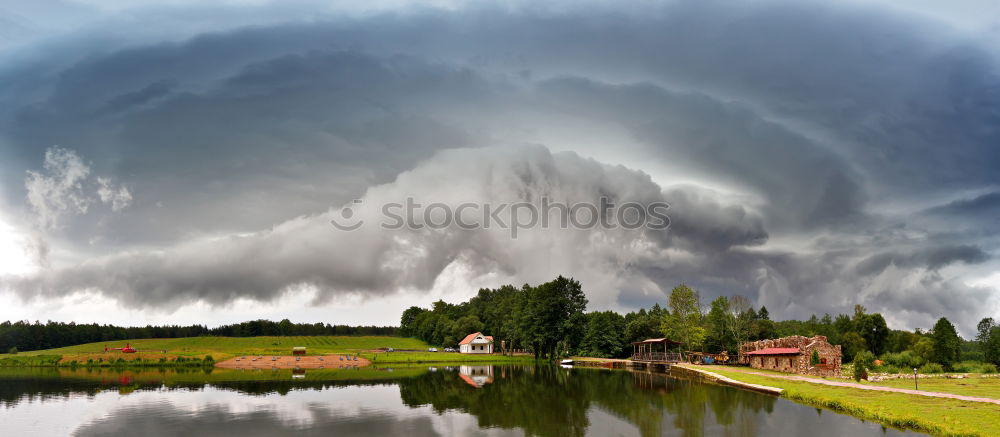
738, 335, 842, 376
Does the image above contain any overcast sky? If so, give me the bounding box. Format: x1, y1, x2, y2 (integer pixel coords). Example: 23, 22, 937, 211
0, 0, 998, 336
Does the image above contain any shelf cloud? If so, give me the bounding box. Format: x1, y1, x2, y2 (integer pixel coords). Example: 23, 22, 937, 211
1, 0, 998, 335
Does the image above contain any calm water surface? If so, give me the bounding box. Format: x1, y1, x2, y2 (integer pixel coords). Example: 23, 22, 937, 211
1, 365, 925, 436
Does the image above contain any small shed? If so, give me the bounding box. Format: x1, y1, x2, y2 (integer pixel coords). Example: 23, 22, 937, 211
292, 346, 307, 355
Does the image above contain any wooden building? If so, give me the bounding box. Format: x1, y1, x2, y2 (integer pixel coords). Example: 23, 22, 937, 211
630, 338, 683, 362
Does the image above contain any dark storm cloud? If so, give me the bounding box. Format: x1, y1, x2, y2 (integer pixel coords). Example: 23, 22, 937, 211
926, 192, 1000, 218
2, 50, 500, 250
855, 245, 990, 276
1, 0, 999, 333
533, 77, 869, 230
656, 185, 769, 252
7, 145, 760, 310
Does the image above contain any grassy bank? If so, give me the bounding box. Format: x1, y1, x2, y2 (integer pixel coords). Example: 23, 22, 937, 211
703, 366, 1000, 437
859, 376, 1000, 399
0, 336, 538, 367
361, 351, 537, 364
0, 336, 429, 365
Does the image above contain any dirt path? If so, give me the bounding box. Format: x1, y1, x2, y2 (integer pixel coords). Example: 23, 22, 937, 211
694, 365, 1000, 406
216, 354, 370, 369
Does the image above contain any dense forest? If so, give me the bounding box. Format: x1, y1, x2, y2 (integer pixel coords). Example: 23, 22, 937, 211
0, 319, 398, 353
401, 278, 1000, 371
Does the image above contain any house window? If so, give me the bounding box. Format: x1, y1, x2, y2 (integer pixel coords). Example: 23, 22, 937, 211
820, 358, 827, 365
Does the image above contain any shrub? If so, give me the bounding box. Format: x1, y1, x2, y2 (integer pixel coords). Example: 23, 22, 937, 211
952, 361, 998, 373
854, 350, 876, 369
876, 364, 901, 374
811, 350, 820, 366
882, 350, 925, 369
960, 351, 985, 362
852, 352, 869, 381
7, 347, 17, 354
919, 363, 944, 374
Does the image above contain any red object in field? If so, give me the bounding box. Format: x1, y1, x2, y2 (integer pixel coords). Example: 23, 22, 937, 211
110, 343, 137, 353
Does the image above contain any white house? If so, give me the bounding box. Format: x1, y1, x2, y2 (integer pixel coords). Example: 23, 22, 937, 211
458, 365, 494, 387
459, 332, 494, 354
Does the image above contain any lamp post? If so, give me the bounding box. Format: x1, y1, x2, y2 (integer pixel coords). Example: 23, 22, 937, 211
913, 368, 918, 390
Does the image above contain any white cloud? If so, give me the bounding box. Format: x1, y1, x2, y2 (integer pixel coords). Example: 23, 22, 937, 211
96, 177, 133, 211
24, 146, 91, 230
23, 147, 133, 231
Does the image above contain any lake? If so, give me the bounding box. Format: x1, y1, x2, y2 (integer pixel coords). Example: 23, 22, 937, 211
1, 364, 925, 436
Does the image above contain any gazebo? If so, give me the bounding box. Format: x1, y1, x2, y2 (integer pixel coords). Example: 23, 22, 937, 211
630, 338, 684, 362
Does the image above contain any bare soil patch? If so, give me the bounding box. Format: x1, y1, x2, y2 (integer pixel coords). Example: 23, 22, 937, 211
215, 354, 370, 369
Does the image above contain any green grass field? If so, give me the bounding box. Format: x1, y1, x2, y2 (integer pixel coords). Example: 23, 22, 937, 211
705, 367, 1000, 437
0, 336, 539, 366
0, 336, 430, 363
858, 376, 1000, 399
712, 365, 1000, 399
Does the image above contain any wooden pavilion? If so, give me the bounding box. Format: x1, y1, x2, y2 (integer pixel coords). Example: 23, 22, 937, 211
630, 338, 684, 363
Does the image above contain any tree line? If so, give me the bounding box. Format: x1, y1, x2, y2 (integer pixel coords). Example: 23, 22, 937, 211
400, 276, 587, 359
401, 280, 1000, 370
0, 319, 398, 353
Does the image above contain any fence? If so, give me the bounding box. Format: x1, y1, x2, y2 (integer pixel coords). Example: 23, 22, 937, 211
630, 352, 683, 362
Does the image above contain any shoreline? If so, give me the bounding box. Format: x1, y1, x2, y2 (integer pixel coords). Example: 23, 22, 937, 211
670, 364, 784, 395
683, 364, 1000, 437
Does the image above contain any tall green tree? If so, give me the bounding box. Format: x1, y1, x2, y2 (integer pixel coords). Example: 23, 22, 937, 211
400, 306, 427, 337
857, 313, 890, 355
451, 315, 484, 343
661, 284, 705, 350
976, 317, 995, 347
624, 308, 662, 344
984, 326, 1000, 367
931, 317, 962, 369
840, 331, 867, 362
757, 306, 770, 321
517, 276, 588, 359
913, 336, 935, 364
727, 295, 754, 351
704, 296, 733, 353
579, 311, 627, 358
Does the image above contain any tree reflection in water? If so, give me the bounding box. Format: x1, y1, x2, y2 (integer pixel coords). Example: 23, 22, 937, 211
399, 365, 779, 437
1, 365, 922, 437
